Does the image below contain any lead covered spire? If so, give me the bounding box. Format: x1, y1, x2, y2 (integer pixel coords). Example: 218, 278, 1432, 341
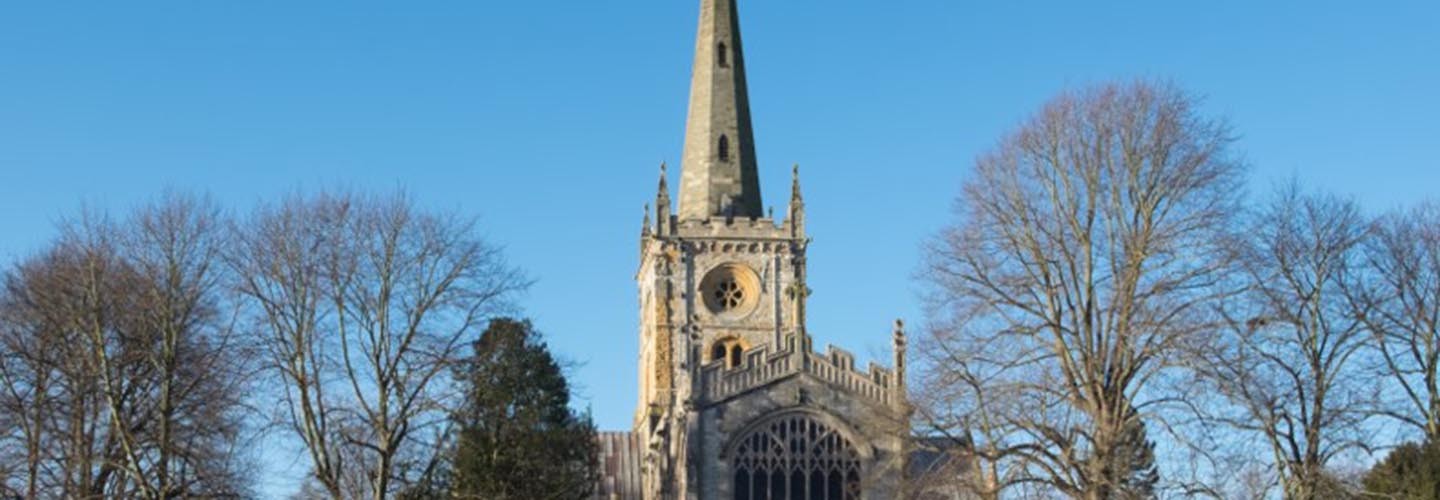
677, 0, 763, 221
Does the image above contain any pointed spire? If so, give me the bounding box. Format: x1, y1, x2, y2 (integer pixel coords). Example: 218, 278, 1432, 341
892, 319, 908, 410
655, 162, 672, 235
677, 0, 763, 221
790, 163, 804, 204
788, 164, 806, 238
641, 203, 652, 237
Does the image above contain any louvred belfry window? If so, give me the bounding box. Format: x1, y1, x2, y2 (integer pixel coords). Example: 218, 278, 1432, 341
731, 415, 862, 500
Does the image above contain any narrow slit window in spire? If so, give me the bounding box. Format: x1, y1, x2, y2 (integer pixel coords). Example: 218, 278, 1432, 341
719, 135, 730, 162
718, 42, 729, 68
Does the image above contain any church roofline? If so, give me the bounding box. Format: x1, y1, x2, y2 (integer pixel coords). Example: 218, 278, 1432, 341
697, 332, 903, 411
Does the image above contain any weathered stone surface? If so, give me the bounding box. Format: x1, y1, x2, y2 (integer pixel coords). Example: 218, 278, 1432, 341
603, 1, 912, 498
678, 0, 762, 221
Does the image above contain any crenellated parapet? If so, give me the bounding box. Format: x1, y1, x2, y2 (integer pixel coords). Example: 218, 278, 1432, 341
699, 333, 901, 409
645, 216, 805, 244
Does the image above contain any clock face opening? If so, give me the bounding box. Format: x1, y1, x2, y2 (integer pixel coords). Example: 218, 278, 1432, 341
701, 263, 760, 317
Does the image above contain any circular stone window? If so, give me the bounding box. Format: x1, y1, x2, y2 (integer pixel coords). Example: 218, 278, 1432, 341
700, 263, 760, 316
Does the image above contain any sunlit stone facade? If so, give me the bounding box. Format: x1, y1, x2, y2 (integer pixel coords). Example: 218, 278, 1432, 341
594, 1, 913, 499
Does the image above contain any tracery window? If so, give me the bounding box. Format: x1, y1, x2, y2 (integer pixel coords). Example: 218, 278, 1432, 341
731, 415, 862, 500
714, 277, 744, 310
700, 262, 759, 316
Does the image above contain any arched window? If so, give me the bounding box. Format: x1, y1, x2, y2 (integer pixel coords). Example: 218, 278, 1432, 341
709, 337, 748, 369
712, 343, 729, 364
732, 415, 862, 500
718, 42, 729, 67
718, 135, 731, 162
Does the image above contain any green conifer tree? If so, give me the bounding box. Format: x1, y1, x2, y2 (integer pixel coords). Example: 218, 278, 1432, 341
450, 318, 599, 500
1362, 440, 1440, 499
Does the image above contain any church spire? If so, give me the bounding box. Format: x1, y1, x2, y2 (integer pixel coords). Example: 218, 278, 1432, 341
677, 0, 763, 221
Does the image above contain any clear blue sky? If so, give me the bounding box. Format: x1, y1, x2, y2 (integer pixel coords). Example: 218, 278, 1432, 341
2, 1, 1437, 496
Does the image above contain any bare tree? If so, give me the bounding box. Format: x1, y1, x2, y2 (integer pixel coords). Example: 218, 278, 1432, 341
117, 192, 253, 498
1192, 184, 1375, 500
1352, 202, 1440, 441
917, 81, 1244, 499
228, 192, 351, 498
910, 323, 1028, 500
0, 195, 254, 499
0, 248, 73, 498
229, 190, 525, 500
0, 215, 135, 498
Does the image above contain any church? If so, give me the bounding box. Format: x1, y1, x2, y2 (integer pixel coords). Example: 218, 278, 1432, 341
593, 0, 915, 498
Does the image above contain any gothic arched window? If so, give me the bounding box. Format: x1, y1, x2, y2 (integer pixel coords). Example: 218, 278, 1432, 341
731, 415, 862, 500
712, 343, 729, 364
718, 135, 731, 162
710, 337, 748, 369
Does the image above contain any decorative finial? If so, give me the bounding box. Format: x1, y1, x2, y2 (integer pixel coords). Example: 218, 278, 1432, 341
656, 162, 672, 207
791, 163, 804, 203
642, 203, 652, 236
788, 163, 806, 237
892, 318, 908, 404
655, 162, 672, 235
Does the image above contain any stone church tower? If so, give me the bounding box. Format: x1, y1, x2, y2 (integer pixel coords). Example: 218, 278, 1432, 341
606, 1, 912, 498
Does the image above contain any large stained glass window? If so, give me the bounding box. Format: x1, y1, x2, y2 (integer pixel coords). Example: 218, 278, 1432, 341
731, 415, 862, 500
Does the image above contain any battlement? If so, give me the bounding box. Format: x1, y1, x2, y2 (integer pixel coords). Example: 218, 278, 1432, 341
699, 334, 898, 408
663, 215, 798, 240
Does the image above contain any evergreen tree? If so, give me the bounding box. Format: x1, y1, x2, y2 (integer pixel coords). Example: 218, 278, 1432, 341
1111, 411, 1159, 499
1362, 440, 1440, 499
450, 318, 598, 500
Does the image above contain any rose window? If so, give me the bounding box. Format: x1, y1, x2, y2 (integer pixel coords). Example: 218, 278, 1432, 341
700, 263, 760, 316
714, 278, 745, 310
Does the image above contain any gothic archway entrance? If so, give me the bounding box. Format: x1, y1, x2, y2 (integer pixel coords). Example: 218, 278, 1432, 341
730, 414, 863, 500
